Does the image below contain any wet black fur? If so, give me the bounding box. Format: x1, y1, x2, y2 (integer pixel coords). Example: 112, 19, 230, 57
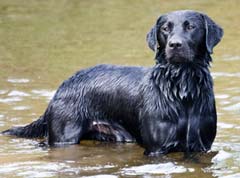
2, 10, 223, 156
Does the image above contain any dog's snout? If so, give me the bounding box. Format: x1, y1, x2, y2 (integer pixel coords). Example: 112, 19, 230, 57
168, 39, 183, 49
166, 35, 189, 62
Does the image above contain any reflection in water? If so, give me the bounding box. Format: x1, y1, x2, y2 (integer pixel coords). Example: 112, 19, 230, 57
121, 162, 194, 175
12, 106, 31, 111
31, 89, 55, 101
0, 96, 23, 103
8, 91, 30, 97
0, 0, 239, 177
7, 78, 30, 84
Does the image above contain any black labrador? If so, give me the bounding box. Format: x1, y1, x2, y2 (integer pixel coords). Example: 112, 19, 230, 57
2, 10, 223, 156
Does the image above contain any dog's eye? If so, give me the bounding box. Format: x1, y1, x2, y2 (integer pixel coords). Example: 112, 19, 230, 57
161, 26, 170, 33
186, 24, 195, 31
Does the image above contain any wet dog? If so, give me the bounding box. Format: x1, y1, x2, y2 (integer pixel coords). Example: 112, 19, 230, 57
2, 10, 223, 156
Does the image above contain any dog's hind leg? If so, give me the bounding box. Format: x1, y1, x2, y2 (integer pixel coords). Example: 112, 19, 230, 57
47, 117, 89, 146
45, 103, 90, 146
83, 120, 135, 143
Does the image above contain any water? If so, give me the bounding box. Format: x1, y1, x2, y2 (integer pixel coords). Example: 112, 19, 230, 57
0, 0, 239, 177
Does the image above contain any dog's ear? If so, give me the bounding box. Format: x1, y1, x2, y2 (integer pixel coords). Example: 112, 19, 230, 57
202, 14, 223, 54
146, 16, 163, 52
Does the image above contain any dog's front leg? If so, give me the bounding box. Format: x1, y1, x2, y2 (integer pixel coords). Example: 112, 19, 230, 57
140, 114, 178, 156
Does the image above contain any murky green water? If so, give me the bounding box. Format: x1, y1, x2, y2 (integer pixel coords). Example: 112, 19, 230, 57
0, 0, 239, 177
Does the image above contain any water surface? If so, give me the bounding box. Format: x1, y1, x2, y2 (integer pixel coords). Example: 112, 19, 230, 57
0, 0, 239, 177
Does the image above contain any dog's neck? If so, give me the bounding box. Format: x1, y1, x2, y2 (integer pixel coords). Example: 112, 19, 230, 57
151, 58, 213, 101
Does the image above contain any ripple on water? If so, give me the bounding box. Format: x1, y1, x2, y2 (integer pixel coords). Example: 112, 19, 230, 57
204, 150, 239, 177
82, 175, 118, 178
0, 162, 61, 177
0, 114, 5, 126
0, 97, 23, 103
217, 122, 235, 129
212, 72, 240, 78
219, 101, 231, 106
0, 90, 30, 104
0, 121, 4, 127
213, 142, 240, 152
0, 161, 116, 178
0, 90, 8, 95
223, 56, 240, 61
215, 94, 230, 99
31, 90, 56, 101
121, 162, 194, 176
7, 78, 30, 83
212, 150, 233, 163
220, 173, 240, 178
12, 106, 31, 111
8, 90, 30, 97
223, 103, 240, 111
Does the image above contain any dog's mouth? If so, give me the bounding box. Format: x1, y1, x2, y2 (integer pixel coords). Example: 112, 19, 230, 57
165, 48, 193, 63
166, 51, 189, 63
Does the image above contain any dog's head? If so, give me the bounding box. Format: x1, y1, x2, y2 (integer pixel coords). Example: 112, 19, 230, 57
147, 10, 223, 64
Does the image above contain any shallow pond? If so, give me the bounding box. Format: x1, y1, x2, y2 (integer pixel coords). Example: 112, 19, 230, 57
0, 0, 239, 177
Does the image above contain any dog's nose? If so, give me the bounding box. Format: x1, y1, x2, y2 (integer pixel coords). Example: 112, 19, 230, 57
168, 39, 182, 49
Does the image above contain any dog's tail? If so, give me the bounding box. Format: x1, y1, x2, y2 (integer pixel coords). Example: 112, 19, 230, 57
1, 116, 47, 138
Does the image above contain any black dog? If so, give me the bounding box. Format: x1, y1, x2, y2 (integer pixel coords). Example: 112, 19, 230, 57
2, 10, 223, 156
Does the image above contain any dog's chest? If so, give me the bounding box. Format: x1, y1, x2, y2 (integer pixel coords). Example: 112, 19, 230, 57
153, 64, 212, 101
